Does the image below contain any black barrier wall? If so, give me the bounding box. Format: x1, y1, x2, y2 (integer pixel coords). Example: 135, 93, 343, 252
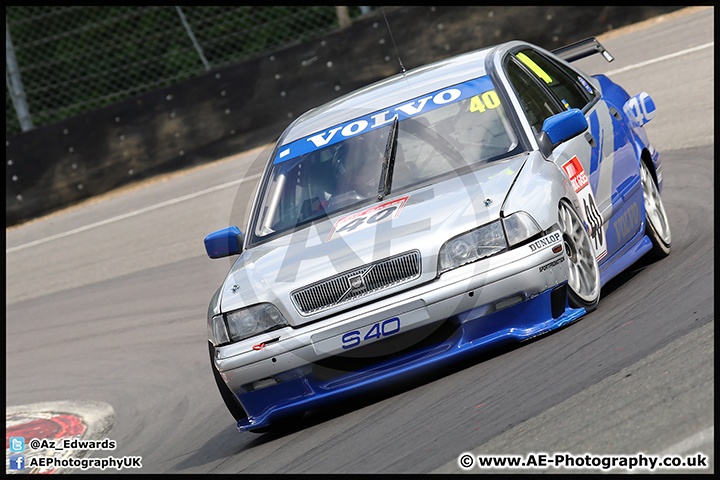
6, 6, 682, 226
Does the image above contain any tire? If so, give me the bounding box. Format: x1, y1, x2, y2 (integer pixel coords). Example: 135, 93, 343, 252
557, 200, 601, 312
209, 342, 247, 423
640, 161, 671, 259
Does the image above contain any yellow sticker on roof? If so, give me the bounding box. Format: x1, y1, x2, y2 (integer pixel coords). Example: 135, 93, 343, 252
516, 52, 553, 84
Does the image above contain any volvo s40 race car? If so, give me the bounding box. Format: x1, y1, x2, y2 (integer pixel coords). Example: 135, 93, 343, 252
204, 38, 671, 432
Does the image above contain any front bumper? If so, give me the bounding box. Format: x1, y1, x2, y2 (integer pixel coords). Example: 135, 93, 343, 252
213, 229, 585, 431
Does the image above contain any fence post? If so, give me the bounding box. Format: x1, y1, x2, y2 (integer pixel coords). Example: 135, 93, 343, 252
6, 20, 33, 132
175, 6, 211, 71
335, 6, 352, 28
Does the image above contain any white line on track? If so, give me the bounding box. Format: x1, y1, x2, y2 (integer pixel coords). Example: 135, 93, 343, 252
6, 173, 261, 254
6, 42, 714, 255
655, 426, 714, 457
605, 42, 714, 76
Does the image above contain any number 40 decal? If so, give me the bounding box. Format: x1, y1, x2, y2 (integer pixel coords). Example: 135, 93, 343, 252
470, 90, 501, 113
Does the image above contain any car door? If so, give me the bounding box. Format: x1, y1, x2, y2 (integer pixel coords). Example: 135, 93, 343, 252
503, 47, 641, 267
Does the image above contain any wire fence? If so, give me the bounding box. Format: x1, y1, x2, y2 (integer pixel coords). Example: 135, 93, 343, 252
5, 6, 373, 137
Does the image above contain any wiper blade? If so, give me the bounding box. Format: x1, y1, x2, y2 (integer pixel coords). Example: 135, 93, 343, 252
377, 117, 399, 201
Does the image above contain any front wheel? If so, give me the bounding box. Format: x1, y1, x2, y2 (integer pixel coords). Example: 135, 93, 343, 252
640, 161, 671, 259
557, 200, 601, 312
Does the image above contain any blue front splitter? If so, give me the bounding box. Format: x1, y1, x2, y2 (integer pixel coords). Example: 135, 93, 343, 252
237, 284, 586, 432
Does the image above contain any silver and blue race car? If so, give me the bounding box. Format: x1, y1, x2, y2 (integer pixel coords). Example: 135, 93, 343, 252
204, 38, 671, 433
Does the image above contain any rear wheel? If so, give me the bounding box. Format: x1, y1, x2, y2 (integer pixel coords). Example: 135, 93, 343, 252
557, 200, 601, 312
640, 161, 671, 259
209, 342, 247, 423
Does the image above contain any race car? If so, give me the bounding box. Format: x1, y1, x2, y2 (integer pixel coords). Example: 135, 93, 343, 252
204, 37, 671, 433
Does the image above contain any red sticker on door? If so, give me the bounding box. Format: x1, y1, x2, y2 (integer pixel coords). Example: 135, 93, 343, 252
562, 155, 589, 193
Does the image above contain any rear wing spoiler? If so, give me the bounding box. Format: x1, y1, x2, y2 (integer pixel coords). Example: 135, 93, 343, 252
552, 37, 614, 63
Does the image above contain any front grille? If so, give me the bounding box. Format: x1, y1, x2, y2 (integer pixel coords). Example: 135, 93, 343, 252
291, 250, 421, 315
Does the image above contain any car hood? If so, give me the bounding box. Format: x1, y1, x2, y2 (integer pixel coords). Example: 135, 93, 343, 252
220, 154, 529, 326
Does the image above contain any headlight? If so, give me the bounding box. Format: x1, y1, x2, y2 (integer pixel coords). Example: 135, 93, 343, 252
208, 303, 288, 346
209, 314, 230, 346
439, 220, 507, 273
502, 211, 541, 247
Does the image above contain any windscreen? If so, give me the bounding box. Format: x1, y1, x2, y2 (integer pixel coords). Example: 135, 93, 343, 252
251, 76, 518, 241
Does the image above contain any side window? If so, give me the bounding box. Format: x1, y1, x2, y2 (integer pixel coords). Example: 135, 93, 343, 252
506, 59, 561, 135
553, 58, 598, 102
515, 49, 591, 110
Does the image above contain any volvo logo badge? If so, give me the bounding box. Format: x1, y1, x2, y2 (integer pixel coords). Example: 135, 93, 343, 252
348, 274, 364, 290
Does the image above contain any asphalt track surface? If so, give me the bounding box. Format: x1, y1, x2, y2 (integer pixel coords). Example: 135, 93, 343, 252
6, 7, 714, 474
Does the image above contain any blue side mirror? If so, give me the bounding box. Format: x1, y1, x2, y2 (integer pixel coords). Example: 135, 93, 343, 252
623, 92, 656, 127
538, 108, 588, 156
204, 226, 244, 259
